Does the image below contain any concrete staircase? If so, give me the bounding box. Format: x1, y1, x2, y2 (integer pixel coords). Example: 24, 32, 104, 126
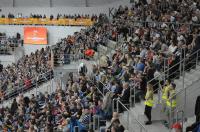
183, 116, 196, 132
118, 65, 200, 132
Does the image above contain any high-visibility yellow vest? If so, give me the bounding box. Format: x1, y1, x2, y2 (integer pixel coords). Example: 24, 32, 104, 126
145, 99, 154, 107
162, 85, 171, 100
144, 90, 154, 107
166, 89, 177, 108
166, 100, 177, 108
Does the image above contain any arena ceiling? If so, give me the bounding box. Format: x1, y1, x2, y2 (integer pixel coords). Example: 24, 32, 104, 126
0, 0, 124, 7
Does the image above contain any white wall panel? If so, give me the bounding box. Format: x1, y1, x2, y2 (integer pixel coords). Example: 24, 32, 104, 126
0, 0, 130, 17
0, 0, 129, 7
0, 0, 13, 7
52, 0, 86, 7
15, 0, 50, 7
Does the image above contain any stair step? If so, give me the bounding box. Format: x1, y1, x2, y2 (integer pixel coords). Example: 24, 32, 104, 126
121, 101, 169, 132
183, 116, 196, 131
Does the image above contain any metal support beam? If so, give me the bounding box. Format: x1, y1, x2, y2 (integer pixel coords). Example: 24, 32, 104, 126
50, 0, 53, 7
13, 0, 15, 7
85, 0, 89, 7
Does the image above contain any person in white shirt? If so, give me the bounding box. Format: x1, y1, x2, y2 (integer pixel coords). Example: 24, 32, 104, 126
168, 43, 177, 54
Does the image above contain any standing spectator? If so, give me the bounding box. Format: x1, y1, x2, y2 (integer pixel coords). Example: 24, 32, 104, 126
195, 96, 200, 123
144, 84, 153, 125
10, 98, 18, 115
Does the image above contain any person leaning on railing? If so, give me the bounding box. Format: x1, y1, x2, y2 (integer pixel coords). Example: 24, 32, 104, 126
144, 83, 154, 125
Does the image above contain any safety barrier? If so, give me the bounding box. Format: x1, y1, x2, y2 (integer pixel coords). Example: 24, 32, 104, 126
145, 48, 200, 130
0, 18, 95, 26
113, 98, 147, 132
0, 70, 53, 102
53, 53, 83, 66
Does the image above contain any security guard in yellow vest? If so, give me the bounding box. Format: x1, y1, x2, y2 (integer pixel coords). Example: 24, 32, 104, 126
144, 84, 154, 125
165, 83, 177, 127
166, 83, 177, 108
162, 79, 172, 112
162, 80, 171, 100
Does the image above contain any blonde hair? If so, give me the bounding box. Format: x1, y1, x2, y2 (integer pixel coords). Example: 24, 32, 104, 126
147, 83, 153, 91
101, 75, 107, 83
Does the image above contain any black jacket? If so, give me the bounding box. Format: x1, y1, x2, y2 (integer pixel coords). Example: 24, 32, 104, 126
195, 96, 200, 116
120, 87, 130, 104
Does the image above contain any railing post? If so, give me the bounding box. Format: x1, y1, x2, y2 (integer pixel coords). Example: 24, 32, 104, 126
117, 99, 119, 113
50, 72, 53, 94
140, 126, 142, 132
103, 84, 104, 96
158, 80, 161, 104
181, 111, 184, 132
35, 78, 38, 97
169, 99, 172, 132
167, 58, 169, 79
164, 58, 166, 81
93, 115, 95, 131
97, 116, 100, 131
112, 98, 115, 112
183, 48, 186, 124
196, 52, 198, 68
176, 110, 184, 132
73, 126, 79, 132
130, 86, 132, 107
134, 86, 136, 107
127, 108, 129, 130
180, 49, 182, 77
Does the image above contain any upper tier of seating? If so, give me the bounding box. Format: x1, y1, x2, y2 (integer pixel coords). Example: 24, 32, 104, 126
0, 13, 98, 26
0, 32, 23, 55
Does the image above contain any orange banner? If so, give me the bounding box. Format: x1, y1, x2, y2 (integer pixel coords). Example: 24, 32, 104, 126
24, 27, 47, 44
0, 18, 95, 26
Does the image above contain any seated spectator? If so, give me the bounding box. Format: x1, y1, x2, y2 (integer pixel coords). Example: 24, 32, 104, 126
135, 58, 145, 72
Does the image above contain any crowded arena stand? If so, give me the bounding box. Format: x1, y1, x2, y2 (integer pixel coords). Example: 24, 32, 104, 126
0, 0, 200, 132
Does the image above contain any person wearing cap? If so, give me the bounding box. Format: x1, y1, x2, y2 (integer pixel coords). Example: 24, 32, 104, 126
172, 122, 182, 132
144, 83, 154, 125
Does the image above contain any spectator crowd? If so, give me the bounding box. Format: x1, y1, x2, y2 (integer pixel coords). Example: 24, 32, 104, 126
0, 47, 53, 102
0, 0, 200, 131
0, 32, 22, 55
2, 13, 98, 22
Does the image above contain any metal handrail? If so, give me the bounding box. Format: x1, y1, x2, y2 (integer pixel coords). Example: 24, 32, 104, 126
87, 79, 110, 97
92, 115, 107, 131
131, 20, 200, 27
167, 65, 200, 128
176, 110, 184, 129
114, 99, 148, 132
148, 48, 200, 92
168, 73, 200, 104
144, 48, 200, 107
0, 70, 53, 102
